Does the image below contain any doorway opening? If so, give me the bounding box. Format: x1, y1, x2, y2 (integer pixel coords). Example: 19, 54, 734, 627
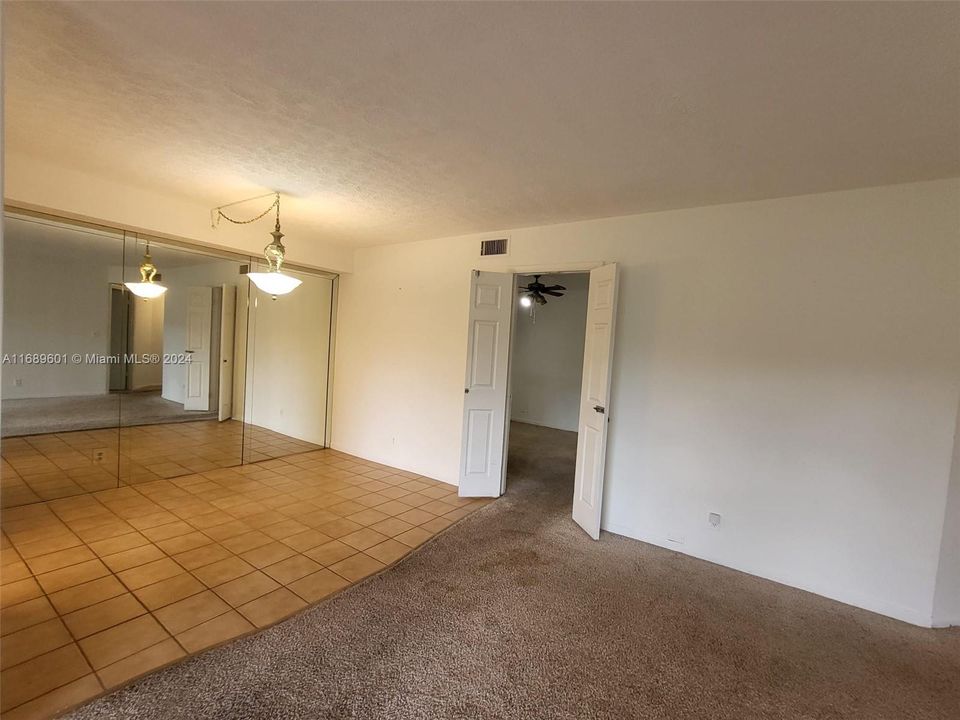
458, 264, 619, 539
108, 283, 166, 394
505, 272, 589, 505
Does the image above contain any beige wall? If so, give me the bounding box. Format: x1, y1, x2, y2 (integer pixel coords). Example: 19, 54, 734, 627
332, 179, 960, 626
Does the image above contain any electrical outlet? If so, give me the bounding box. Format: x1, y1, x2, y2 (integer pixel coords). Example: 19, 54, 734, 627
709, 512, 722, 529
92, 448, 107, 463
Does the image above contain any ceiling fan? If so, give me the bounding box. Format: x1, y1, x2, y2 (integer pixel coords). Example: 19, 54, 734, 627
518, 275, 566, 307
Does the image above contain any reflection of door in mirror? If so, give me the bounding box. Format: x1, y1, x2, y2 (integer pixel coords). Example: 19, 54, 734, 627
219, 284, 237, 421
184, 286, 212, 411
108, 284, 130, 391
231, 280, 249, 422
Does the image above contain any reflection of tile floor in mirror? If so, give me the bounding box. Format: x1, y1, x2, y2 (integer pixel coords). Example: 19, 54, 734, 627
0, 449, 490, 719
1, 420, 322, 508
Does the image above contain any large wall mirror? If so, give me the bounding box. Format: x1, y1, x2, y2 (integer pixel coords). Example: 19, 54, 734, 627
1, 210, 337, 508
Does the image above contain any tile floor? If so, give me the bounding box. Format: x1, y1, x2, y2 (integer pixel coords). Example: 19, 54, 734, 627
1, 420, 322, 508
0, 448, 489, 719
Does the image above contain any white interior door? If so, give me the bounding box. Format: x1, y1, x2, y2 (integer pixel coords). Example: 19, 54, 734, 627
184, 287, 212, 411
459, 271, 515, 497
232, 281, 249, 421
572, 263, 619, 539
218, 284, 237, 421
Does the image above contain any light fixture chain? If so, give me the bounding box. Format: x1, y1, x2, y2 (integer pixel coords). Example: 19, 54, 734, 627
216, 193, 280, 226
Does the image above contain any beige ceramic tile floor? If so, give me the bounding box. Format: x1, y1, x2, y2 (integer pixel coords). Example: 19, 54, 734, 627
1, 420, 322, 508
0, 448, 489, 719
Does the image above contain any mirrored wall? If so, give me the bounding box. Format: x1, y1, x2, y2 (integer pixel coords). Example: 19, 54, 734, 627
1, 211, 336, 507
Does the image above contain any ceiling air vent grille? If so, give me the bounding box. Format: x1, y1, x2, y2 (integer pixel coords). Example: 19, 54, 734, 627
480, 238, 508, 256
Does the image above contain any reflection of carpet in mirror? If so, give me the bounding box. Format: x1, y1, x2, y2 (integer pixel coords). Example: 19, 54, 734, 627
1, 421, 322, 508
1, 392, 218, 438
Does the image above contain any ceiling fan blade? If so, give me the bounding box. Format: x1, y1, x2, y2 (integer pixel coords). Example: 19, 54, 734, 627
543, 285, 566, 291
542, 290, 565, 297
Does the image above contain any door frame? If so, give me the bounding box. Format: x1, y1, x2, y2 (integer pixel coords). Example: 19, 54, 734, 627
460, 260, 608, 499
502, 263, 604, 491
107, 283, 132, 392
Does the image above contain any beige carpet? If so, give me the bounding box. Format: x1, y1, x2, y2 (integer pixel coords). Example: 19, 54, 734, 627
64, 422, 960, 719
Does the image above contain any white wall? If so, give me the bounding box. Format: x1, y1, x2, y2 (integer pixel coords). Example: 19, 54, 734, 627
511, 273, 588, 432
246, 270, 332, 445
332, 179, 960, 626
2, 223, 113, 399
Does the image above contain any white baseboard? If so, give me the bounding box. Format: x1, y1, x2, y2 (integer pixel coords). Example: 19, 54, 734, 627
603, 520, 936, 628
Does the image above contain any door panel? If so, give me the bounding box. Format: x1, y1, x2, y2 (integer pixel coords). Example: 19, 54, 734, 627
465, 409, 494, 475
218, 284, 236, 421
459, 271, 514, 497
184, 287, 212, 411
109, 286, 130, 392
572, 263, 619, 539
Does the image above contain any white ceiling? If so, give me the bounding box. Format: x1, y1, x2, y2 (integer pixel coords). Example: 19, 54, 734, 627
5, 2, 958, 248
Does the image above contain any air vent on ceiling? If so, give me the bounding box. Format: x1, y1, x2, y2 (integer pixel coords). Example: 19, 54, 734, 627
480, 238, 508, 256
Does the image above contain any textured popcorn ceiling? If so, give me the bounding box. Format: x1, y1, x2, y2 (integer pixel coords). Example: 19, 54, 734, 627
4, 1, 959, 248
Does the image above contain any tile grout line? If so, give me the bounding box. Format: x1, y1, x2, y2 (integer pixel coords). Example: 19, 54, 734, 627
3, 446, 484, 717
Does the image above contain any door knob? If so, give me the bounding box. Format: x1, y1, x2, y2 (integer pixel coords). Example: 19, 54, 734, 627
593, 405, 605, 414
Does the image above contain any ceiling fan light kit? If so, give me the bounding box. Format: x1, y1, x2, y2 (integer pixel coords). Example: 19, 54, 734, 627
518, 274, 566, 317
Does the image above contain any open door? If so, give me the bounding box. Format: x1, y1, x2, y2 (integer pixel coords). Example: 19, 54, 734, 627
231, 281, 249, 421
184, 287, 212, 411
572, 263, 619, 539
458, 271, 515, 497
218, 284, 237, 421
108, 285, 130, 392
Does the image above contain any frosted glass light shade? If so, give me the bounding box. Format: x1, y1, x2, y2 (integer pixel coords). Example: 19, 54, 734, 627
247, 271, 302, 296
125, 282, 168, 299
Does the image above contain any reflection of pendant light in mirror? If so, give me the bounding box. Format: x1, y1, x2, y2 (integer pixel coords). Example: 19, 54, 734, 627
124, 235, 168, 299
214, 193, 302, 299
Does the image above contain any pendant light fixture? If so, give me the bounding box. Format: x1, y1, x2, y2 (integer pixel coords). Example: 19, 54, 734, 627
124, 235, 168, 299
214, 193, 302, 298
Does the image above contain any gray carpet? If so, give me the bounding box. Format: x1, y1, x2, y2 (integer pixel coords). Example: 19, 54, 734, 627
65, 422, 960, 719
1, 392, 217, 437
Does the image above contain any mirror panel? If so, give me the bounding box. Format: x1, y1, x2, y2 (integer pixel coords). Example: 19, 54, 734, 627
243, 267, 333, 463
1, 211, 336, 508
1, 216, 122, 507
118, 236, 247, 487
